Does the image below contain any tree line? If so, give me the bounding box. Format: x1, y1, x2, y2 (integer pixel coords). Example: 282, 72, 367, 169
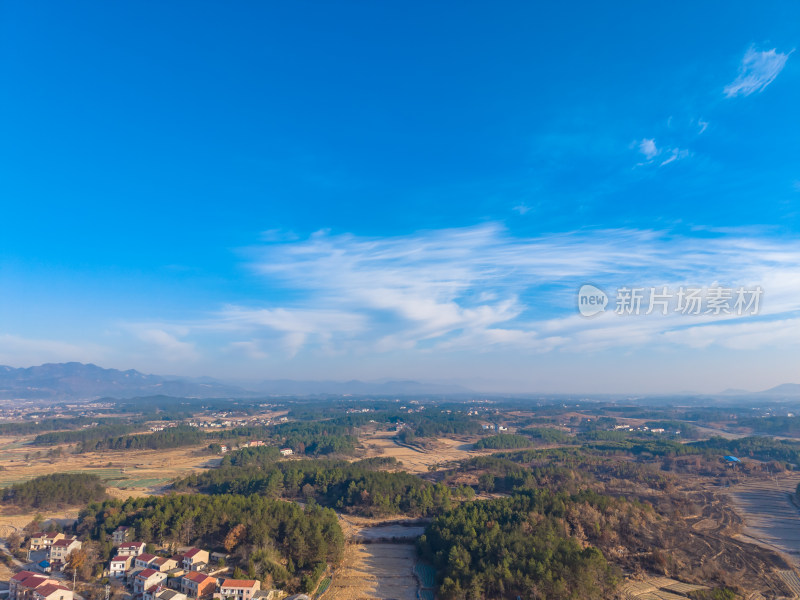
418, 489, 619, 600
2, 473, 107, 508
174, 456, 471, 517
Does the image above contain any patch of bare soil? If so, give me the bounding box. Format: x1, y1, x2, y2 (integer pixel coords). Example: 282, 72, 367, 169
727, 474, 800, 563
326, 541, 418, 600
360, 430, 499, 474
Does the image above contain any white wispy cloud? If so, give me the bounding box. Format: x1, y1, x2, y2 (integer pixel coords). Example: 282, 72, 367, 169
724, 46, 792, 98
135, 328, 198, 361
119, 225, 800, 360
220, 225, 800, 354
636, 138, 688, 167
659, 148, 690, 166
639, 138, 658, 159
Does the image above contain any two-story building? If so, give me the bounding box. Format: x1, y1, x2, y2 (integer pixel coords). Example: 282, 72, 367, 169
112, 526, 133, 545
9, 572, 62, 600
154, 590, 187, 600
28, 533, 65, 552
134, 569, 167, 595
48, 538, 81, 565
117, 542, 147, 557
216, 580, 261, 600
151, 557, 178, 573
134, 553, 158, 570
32, 584, 72, 600
180, 572, 217, 599
109, 555, 133, 578
181, 549, 209, 572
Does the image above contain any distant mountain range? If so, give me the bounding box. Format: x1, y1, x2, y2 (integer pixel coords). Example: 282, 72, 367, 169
0, 362, 470, 401
719, 383, 800, 397
0, 362, 797, 402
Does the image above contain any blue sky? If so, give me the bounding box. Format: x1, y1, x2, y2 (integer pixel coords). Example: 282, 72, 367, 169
1, 1, 798, 393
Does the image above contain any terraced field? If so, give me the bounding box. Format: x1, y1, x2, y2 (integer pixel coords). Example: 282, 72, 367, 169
727, 474, 800, 561
620, 577, 707, 600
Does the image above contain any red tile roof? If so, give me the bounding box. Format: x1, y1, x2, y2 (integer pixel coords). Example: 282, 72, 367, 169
137, 553, 157, 562
11, 571, 37, 582
137, 569, 159, 579
110, 556, 129, 563
220, 580, 258, 589
183, 572, 214, 584
33, 584, 69, 598
19, 576, 49, 589
183, 548, 203, 558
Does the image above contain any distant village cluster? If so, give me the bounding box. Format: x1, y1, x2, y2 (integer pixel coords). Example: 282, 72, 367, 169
11, 527, 309, 600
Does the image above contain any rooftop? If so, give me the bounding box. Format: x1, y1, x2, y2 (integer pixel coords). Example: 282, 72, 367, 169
220, 580, 258, 589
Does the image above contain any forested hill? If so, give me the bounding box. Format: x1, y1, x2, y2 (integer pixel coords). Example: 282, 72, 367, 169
1, 473, 107, 508
77, 493, 343, 593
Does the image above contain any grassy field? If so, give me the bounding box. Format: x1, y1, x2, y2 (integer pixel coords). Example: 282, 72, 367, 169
359, 430, 483, 473
0, 435, 219, 533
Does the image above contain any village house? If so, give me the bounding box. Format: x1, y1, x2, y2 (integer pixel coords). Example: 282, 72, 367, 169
134, 569, 167, 595
134, 553, 159, 570
112, 526, 133, 544
28, 533, 64, 552
216, 580, 260, 600
152, 557, 178, 573
181, 548, 209, 572
117, 542, 147, 556
154, 590, 187, 600
8, 572, 62, 600
32, 584, 72, 600
143, 582, 178, 600
48, 538, 81, 565
279, 448, 293, 457
180, 571, 217, 599
109, 555, 133, 578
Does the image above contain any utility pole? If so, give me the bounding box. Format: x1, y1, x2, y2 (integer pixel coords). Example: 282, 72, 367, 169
105, 584, 110, 600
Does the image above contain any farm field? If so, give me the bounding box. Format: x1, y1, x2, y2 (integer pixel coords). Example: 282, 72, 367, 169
619, 576, 708, 600
0, 438, 218, 489
360, 430, 481, 473
326, 541, 418, 600
727, 473, 800, 563
327, 517, 424, 600
0, 437, 220, 533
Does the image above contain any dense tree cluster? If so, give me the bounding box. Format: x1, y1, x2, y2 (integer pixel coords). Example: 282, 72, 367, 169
473, 434, 533, 449
517, 427, 573, 444
418, 490, 619, 600
0, 417, 121, 437
2, 473, 107, 508
272, 422, 358, 455
33, 424, 137, 446
77, 493, 343, 591
396, 410, 483, 439
691, 436, 800, 465
738, 416, 800, 437
78, 425, 206, 453
175, 457, 468, 517
220, 445, 282, 466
